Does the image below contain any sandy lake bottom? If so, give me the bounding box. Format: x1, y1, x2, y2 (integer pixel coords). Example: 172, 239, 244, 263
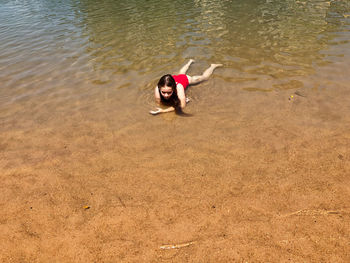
1, 0, 350, 261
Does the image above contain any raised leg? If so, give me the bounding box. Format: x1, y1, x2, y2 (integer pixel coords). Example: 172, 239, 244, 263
188, 63, 223, 84
178, 59, 195, 74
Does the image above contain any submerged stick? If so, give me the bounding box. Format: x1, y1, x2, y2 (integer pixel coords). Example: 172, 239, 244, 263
281, 209, 341, 217
159, 241, 195, 250
294, 90, 307, 97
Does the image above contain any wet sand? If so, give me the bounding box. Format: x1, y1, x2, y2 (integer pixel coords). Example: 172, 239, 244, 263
1, 63, 350, 262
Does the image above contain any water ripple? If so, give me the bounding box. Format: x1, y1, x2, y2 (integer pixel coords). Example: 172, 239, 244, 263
1, 0, 350, 109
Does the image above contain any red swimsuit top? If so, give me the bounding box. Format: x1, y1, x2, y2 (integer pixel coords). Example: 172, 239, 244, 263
172, 74, 189, 90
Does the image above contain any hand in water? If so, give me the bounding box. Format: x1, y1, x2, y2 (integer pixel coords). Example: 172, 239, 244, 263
149, 108, 162, 115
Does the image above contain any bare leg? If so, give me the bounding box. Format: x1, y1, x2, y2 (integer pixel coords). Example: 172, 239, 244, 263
188, 63, 223, 84
178, 59, 195, 74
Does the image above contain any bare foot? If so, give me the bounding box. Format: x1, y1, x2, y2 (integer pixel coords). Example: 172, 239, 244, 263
211, 63, 223, 68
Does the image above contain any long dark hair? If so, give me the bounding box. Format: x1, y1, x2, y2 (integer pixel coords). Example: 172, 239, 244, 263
157, 74, 180, 108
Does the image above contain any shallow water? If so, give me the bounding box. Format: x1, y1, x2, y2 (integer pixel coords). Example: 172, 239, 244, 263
1, 0, 350, 162
2, 1, 350, 261
1, 0, 350, 105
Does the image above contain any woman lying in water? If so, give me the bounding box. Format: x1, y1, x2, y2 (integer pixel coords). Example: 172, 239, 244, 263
150, 59, 222, 115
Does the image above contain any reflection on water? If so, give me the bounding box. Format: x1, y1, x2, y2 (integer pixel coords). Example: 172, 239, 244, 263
0, 0, 350, 105
79, 0, 350, 76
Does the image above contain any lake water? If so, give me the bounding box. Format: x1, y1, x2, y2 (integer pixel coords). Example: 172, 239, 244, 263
1, 0, 350, 104
1, 0, 350, 173
2, 1, 350, 261
1, 0, 350, 157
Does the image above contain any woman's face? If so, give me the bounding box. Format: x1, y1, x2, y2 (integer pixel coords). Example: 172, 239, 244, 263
160, 85, 173, 100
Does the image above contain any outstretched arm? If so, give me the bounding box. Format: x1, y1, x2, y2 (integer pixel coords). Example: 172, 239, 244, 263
149, 106, 176, 115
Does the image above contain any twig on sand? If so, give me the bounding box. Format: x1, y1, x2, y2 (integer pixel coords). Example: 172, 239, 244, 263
281, 209, 341, 217
294, 90, 307, 97
160, 241, 195, 250
118, 196, 126, 208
